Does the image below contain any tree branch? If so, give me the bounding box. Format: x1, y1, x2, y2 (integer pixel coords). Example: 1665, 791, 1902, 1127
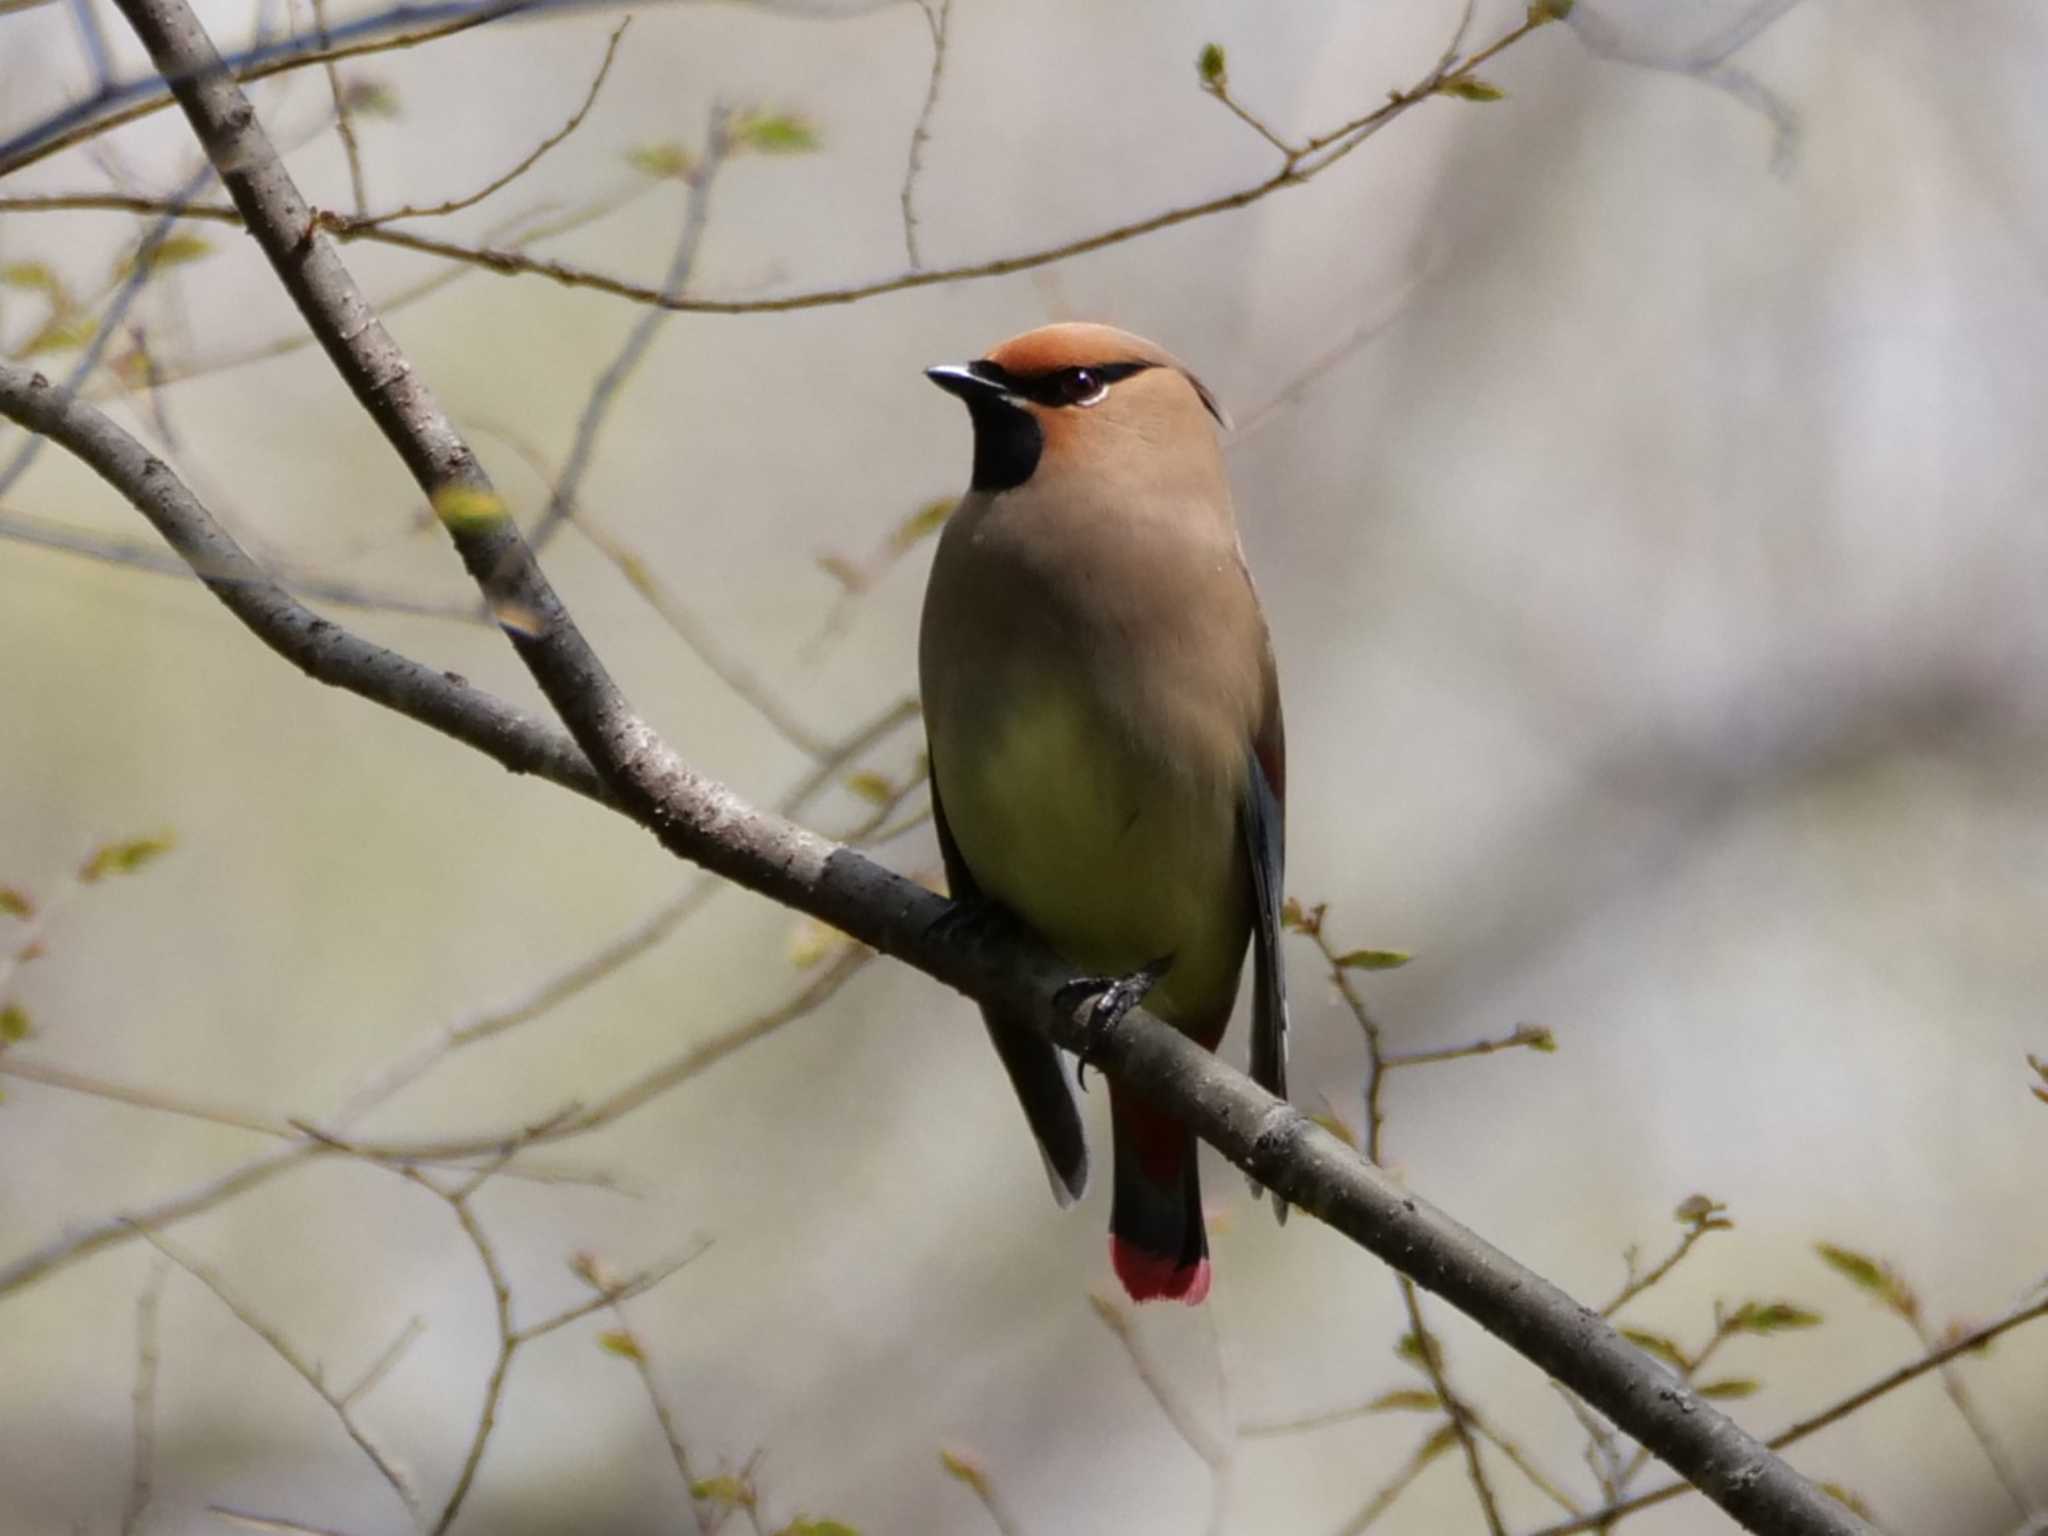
0, 365, 606, 805
1, 7, 1564, 321
1526, 1287, 2048, 1535
21, 4, 1875, 1531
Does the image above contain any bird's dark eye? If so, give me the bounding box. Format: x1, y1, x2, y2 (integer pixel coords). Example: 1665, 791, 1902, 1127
1057, 368, 1109, 407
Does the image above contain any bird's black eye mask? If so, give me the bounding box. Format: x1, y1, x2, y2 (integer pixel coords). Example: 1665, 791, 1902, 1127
949, 358, 1226, 493
967, 359, 1153, 409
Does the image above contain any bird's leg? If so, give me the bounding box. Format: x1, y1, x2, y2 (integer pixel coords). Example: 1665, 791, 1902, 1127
1059, 953, 1176, 1088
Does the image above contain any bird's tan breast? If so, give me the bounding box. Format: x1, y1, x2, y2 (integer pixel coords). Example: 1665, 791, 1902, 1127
920, 488, 1265, 1025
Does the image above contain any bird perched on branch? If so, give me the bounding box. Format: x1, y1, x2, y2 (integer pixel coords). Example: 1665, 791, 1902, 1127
919, 323, 1289, 1304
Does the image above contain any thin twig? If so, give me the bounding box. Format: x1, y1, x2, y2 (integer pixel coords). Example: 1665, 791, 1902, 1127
2, 8, 1564, 321
0, 0, 533, 178
0, 693, 912, 1301
601, 1288, 711, 1536
120, 1259, 170, 1536
526, 103, 731, 552
1301, 918, 1391, 1162
308, 0, 368, 216
1201, 73, 1301, 159
125, 1219, 421, 1521
1380, 1023, 1554, 1070
0, 501, 494, 621
0, 163, 213, 501
1602, 1204, 1730, 1318
0, 1054, 611, 1186
1467, 1405, 1583, 1517
331, 691, 918, 1120
1292, 900, 1534, 1531
1525, 1291, 2048, 1536
1911, 1314, 2034, 1519
351, 18, 627, 229
898, 0, 951, 268
339, 1315, 425, 1407
78, 182, 657, 397
209, 1508, 366, 1536
1330, 1421, 1460, 1536
295, 1137, 710, 1536
1087, 1292, 1230, 1467
940, 1448, 1027, 1536
1228, 270, 1432, 443
1555, 1383, 1627, 1512
432, 1181, 513, 1536
480, 416, 836, 763
1395, 1280, 1507, 1536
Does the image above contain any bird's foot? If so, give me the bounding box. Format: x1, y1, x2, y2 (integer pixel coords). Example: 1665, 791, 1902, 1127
928, 893, 1008, 947
1059, 953, 1175, 1088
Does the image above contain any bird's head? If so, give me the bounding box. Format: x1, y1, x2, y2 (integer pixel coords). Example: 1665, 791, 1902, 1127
926, 323, 1227, 494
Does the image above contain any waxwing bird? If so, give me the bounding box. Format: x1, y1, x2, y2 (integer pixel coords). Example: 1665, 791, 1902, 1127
918, 322, 1289, 1305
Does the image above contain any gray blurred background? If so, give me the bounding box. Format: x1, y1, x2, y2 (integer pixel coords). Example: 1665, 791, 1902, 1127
3, 0, 2046, 1532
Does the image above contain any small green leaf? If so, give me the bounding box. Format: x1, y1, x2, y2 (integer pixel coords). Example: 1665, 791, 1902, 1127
888, 496, 957, 552
626, 142, 697, 181
778, 1521, 859, 1536
596, 1329, 643, 1360
844, 770, 895, 805
1621, 1328, 1689, 1372
1280, 897, 1319, 933
18, 312, 97, 357
80, 833, 175, 882
431, 486, 509, 531
0, 886, 33, 920
1197, 43, 1228, 88
1511, 1023, 1557, 1053
787, 915, 852, 970
1528, 0, 1574, 21
340, 79, 401, 117
568, 1249, 617, 1290
1673, 1194, 1731, 1230
1725, 1300, 1823, 1336
1438, 77, 1506, 102
1820, 1483, 1876, 1520
1816, 1243, 1918, 1319
691, 1476, 755, 1510
1365, 1387, 1441, 1413
1696, 1377, 1760, 1400
1394, 1330, 1442, 1371
939, 1448, 990, 1497
1415, 1423, 1462, 1465
732, 112, 819, 155
120, 232, 214, 278
1308, 1111, 1358, 1150
815, 551, 868, 594
0, 261, 62, 293
1333, 947, 1410, 971
0, 1002, 31, 1043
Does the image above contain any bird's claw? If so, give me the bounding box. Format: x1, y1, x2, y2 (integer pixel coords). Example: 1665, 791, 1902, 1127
1059, 953, 1175, 1089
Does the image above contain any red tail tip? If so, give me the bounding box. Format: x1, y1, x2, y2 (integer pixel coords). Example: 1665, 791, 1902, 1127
1110, 1238, 1212, 1305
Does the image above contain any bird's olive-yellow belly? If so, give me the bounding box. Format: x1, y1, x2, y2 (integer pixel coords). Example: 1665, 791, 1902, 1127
934, 687, 1250, 1027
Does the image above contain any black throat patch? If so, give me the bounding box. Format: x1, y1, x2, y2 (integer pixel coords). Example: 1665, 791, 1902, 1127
966, 397, 1045, 492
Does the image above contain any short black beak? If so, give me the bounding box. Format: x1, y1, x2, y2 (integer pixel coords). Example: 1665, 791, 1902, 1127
925, 362, 1016, 406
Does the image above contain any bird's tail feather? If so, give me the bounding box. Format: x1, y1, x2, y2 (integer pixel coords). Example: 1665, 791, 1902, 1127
981, 1004, 1090, 1206
1108, 1088, 1210, 1304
